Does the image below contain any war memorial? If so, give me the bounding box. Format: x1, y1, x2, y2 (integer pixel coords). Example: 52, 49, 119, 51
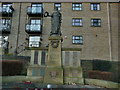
27, 8, 83, 85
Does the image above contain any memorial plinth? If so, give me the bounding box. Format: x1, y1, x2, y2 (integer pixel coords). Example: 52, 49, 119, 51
44, 36, 63, 84
47, 36, 62, 66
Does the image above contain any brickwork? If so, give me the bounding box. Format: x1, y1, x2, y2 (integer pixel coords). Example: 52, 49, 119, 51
0, 2, 119, 61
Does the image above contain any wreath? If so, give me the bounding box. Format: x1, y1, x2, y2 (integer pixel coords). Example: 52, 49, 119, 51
51, 40, 59, 48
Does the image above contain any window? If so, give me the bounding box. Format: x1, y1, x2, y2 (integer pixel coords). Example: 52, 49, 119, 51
0, 36, 8, 48
30, 19, 41, 24
91, 3, 100, 11
72, 18, 82, 26
31, 3, 42, 13
72, 3, 82, 11
29, 36, 41, 47
54, 3, 61, 11
0, 18, 10, 30
26, 19, 41, 31
0, 18, 10, 25
91, 19, 101, 26
2, 3, 12, 13
72, 36, 83, 44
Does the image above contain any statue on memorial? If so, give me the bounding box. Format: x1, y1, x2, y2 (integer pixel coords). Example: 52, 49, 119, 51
44, 7, 62, 36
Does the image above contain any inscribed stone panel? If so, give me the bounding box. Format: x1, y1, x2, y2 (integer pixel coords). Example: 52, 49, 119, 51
32, 68, 37, 76
72, 70, 78, 77
65, 52, 69, 66
73, 52, 77, 67
41, 51, 46, 65
34, 51, 38, 64
40, 68, 44, 76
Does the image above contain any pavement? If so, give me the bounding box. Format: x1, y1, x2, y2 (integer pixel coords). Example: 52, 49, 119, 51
1, 82, 109, 90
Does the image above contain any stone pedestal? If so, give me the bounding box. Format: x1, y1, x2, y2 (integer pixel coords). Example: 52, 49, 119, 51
44, 36, 63, 84
64, 67, 84, 84
47, 36, 62, 66
44, 67, 63, 84
26, 36, 83, 84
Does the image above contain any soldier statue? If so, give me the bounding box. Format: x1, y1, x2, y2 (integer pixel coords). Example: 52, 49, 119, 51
44, 7, 62, 36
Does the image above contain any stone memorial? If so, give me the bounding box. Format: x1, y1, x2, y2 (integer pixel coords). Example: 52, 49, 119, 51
27, 7, 83, 85
44, 8, 63, 84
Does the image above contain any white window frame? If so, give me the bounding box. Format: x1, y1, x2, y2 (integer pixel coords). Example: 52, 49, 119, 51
72, 18, 82, 26
72, 3, 82, 11
91, 19, 101, 27
72, 36, 83, 44
91, 3, 100, 11
29, 36, 41, 47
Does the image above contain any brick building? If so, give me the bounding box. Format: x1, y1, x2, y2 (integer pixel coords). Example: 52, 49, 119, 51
0, 0, 119, 61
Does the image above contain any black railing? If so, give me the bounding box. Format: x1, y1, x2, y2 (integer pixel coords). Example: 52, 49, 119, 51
29, 41, 41, 47
0, 6, 14, 16
25, 24, 42, 34
27, 6, 43, 16
0, 24, 11, 33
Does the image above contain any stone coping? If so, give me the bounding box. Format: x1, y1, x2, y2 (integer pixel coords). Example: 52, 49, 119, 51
1, 55, 30, 60
28, 65, 46, 68
25, 47, 48, 50
62, 48, 82, 51
63, 66, 82, 68
0, 0, 119, 3
48, 36, 63, 40
2, 76, 43, 83
25, 47, 82, 51
85, 78, 119, 88
28, 66, 82, 68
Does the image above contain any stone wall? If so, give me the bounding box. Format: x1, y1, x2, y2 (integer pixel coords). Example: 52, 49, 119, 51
85, 78, 119, 88
2, 76, 43, 83
81, 60, 120, 83
62, 50, 81, 67
81, 60, 93, 78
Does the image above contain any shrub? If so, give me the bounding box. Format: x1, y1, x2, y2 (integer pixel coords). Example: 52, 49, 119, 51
88, 70, 102, 79
101, 72, 114, 81
88, 70, 114, 81
21, 70, 27, 75
2, 60, 23, 76
5, 53, 13, 55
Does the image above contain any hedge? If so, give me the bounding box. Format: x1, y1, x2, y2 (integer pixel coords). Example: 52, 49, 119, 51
2, 60, 23, 76
93, 60, 112, 71
88, 70, 114, 81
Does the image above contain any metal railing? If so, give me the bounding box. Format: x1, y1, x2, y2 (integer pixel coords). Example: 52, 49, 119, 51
0, 6, 13, 14
26, 24, 42, 32
27, 6, 43, 14
29, 41, 41, 47
0, 24, 11, 31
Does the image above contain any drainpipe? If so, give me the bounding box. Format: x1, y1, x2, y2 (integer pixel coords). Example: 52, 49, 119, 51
15, 3, 22, 55
107, 3, 112, 61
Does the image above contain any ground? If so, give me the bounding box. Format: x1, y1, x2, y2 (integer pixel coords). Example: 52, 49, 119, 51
2, 82, 109, 90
